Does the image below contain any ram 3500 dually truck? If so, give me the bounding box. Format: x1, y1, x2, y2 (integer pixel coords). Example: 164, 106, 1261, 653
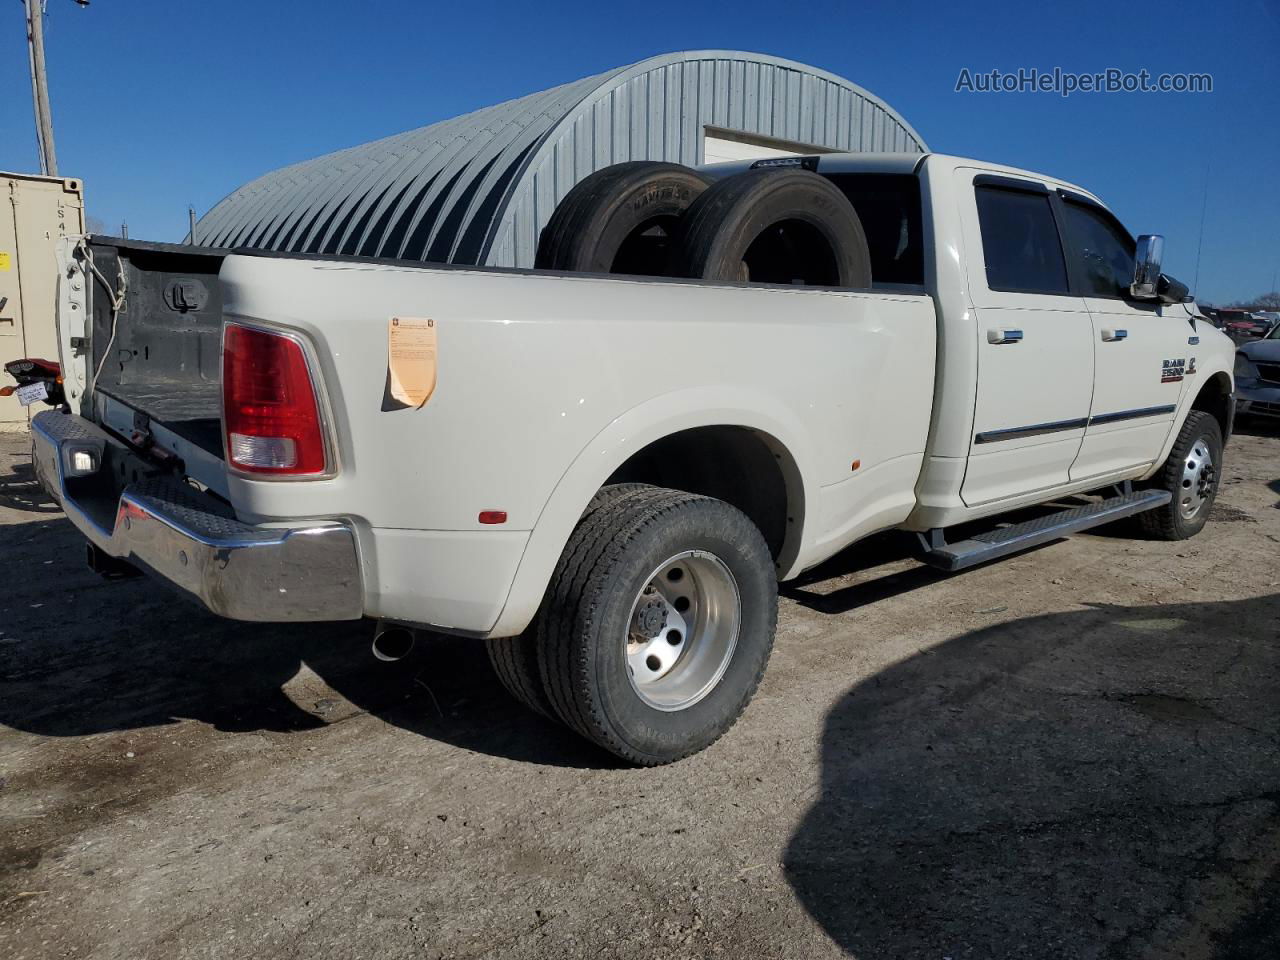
27, 153, 1234, 764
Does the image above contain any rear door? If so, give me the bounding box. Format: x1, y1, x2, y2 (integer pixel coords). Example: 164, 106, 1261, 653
958, 173, 1094, 506
1057, 194, 1191, 480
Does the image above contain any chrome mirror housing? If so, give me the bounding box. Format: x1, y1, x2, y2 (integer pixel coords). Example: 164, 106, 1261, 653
1131, 234, 1164, 300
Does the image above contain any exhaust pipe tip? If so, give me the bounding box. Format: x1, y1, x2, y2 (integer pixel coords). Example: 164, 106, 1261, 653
372, 624, 416, 662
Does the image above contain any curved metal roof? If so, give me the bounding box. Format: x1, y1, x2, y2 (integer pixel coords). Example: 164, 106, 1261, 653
193, 50, 927, 268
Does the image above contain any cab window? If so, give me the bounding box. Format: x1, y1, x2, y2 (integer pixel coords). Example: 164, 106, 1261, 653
826, 173, 924, 285
1060, 199, 1136, 298
974, 185, 1069, 294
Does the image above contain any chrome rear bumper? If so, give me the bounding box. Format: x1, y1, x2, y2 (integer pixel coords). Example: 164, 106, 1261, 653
31, 410, 362, 622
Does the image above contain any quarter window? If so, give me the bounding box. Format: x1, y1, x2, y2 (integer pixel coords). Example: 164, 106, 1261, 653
1061, 200, 1136, 298
975, 186, 1069, 294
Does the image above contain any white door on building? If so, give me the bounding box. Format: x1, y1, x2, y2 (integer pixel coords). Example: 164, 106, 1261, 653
702, 129, 807, 165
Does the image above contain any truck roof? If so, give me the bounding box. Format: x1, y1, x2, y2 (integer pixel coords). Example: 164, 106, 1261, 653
699, 151, 1105, 207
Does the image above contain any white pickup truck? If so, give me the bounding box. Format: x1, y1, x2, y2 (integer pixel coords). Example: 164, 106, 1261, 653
26, 152, 1234, 764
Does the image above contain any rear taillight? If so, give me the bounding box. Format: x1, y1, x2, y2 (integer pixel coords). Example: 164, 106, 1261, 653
222, 324, 328, 476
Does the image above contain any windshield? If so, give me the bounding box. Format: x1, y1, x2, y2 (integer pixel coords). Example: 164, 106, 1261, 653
1267, 322, 1280, 340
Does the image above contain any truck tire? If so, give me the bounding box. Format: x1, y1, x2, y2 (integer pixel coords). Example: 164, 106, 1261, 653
535, 484, 778, 765
484, 483, 652, 721
1136, 410, 1223, 540
485, 634, 555, 720
666, 168, 872, 287
535, 162, 710, 276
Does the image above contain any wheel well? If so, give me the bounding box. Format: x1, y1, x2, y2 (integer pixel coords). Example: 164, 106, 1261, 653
1191, 372, 1233, 438
605, 426, 798, 561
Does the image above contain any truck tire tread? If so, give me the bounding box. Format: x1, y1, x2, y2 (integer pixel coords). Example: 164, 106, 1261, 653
537, 487, 686, 744
535, 162, 709, 275
485, 634, 555, 719
667, 168, 872, 287
484, 483, 653, 721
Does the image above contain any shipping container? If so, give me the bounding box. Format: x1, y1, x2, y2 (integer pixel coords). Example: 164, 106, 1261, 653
1, 171, 85, 430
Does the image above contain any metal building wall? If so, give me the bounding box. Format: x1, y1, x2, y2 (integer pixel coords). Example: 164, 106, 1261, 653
192, 51, 926, 269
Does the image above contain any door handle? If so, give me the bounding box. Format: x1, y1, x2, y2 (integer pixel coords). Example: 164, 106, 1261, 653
1101, 328, 1128, 342
987, 328, 1023, 344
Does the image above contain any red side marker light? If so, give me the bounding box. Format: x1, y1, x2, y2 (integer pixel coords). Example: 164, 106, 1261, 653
478, 510, 508, 525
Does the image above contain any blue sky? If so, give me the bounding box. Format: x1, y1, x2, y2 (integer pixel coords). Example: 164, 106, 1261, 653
2, 0, 1276, 304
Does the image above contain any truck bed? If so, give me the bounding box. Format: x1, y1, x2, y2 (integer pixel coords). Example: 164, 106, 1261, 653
97, 381, 223, 454
82, 239, 226, 455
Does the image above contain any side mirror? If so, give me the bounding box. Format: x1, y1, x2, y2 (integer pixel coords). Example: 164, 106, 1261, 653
1157, 273, 1190, 305
1131, 234, 1164, 300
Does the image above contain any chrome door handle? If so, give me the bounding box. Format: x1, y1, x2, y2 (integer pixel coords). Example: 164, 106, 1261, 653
1101, 328, 1128, 342
987, 328, 1023, 344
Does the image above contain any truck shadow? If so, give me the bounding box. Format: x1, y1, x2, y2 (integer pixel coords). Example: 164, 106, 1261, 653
0, 457, 60, 514
1231, 416, 1280, 509
784, 593, 1280, 958
1233, 415, 1280, 440
781, 530, 948, 615
781, 507, 1087, 615
6, 488, 1277, 781
0, 514, 604, 769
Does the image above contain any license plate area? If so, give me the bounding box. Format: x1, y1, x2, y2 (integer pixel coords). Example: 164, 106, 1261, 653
16, 381, 49, 406
62, 437, 172, 534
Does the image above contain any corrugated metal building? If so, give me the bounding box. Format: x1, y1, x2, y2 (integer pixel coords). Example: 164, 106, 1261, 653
192, 50, 926, 269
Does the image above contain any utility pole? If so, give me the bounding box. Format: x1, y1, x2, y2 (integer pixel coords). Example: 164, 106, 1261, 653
24, 0, 58, 177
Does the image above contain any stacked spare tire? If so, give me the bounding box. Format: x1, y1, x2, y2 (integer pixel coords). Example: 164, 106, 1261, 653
535, 160, 872, 289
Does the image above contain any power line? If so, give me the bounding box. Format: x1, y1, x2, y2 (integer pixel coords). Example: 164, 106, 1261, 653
1192, 153, 1210, 294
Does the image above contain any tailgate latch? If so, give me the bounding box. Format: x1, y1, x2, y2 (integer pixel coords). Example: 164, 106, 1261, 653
164, 278, 210, 313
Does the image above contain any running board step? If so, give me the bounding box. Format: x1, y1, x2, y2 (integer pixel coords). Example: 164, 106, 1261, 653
921, 489, 1173, 572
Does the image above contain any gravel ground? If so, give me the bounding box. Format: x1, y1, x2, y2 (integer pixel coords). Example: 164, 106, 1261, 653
1, 422, 1277, 959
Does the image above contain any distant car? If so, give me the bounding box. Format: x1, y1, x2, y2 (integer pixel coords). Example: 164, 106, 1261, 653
1219, 310, 1272, 342
1254, 312, 1280, 336
1217, 308, 1249, 329
1235, 323, 1280, 420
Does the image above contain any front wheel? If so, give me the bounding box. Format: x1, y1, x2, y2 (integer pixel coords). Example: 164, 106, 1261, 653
1137, 410, 1223, 540
535, 485, 778, 765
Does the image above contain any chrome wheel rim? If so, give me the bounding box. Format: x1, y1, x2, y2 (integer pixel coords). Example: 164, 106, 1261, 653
625, 550, 741, 712
1179, 437, 1216, 520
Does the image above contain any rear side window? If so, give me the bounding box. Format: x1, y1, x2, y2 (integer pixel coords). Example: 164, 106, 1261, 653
1060, 200, 1136, 298
826, 174, 924, 285
974, 186, 1069, 294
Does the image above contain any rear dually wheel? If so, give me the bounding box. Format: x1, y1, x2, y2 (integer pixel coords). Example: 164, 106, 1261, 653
534, 485, 778, 765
